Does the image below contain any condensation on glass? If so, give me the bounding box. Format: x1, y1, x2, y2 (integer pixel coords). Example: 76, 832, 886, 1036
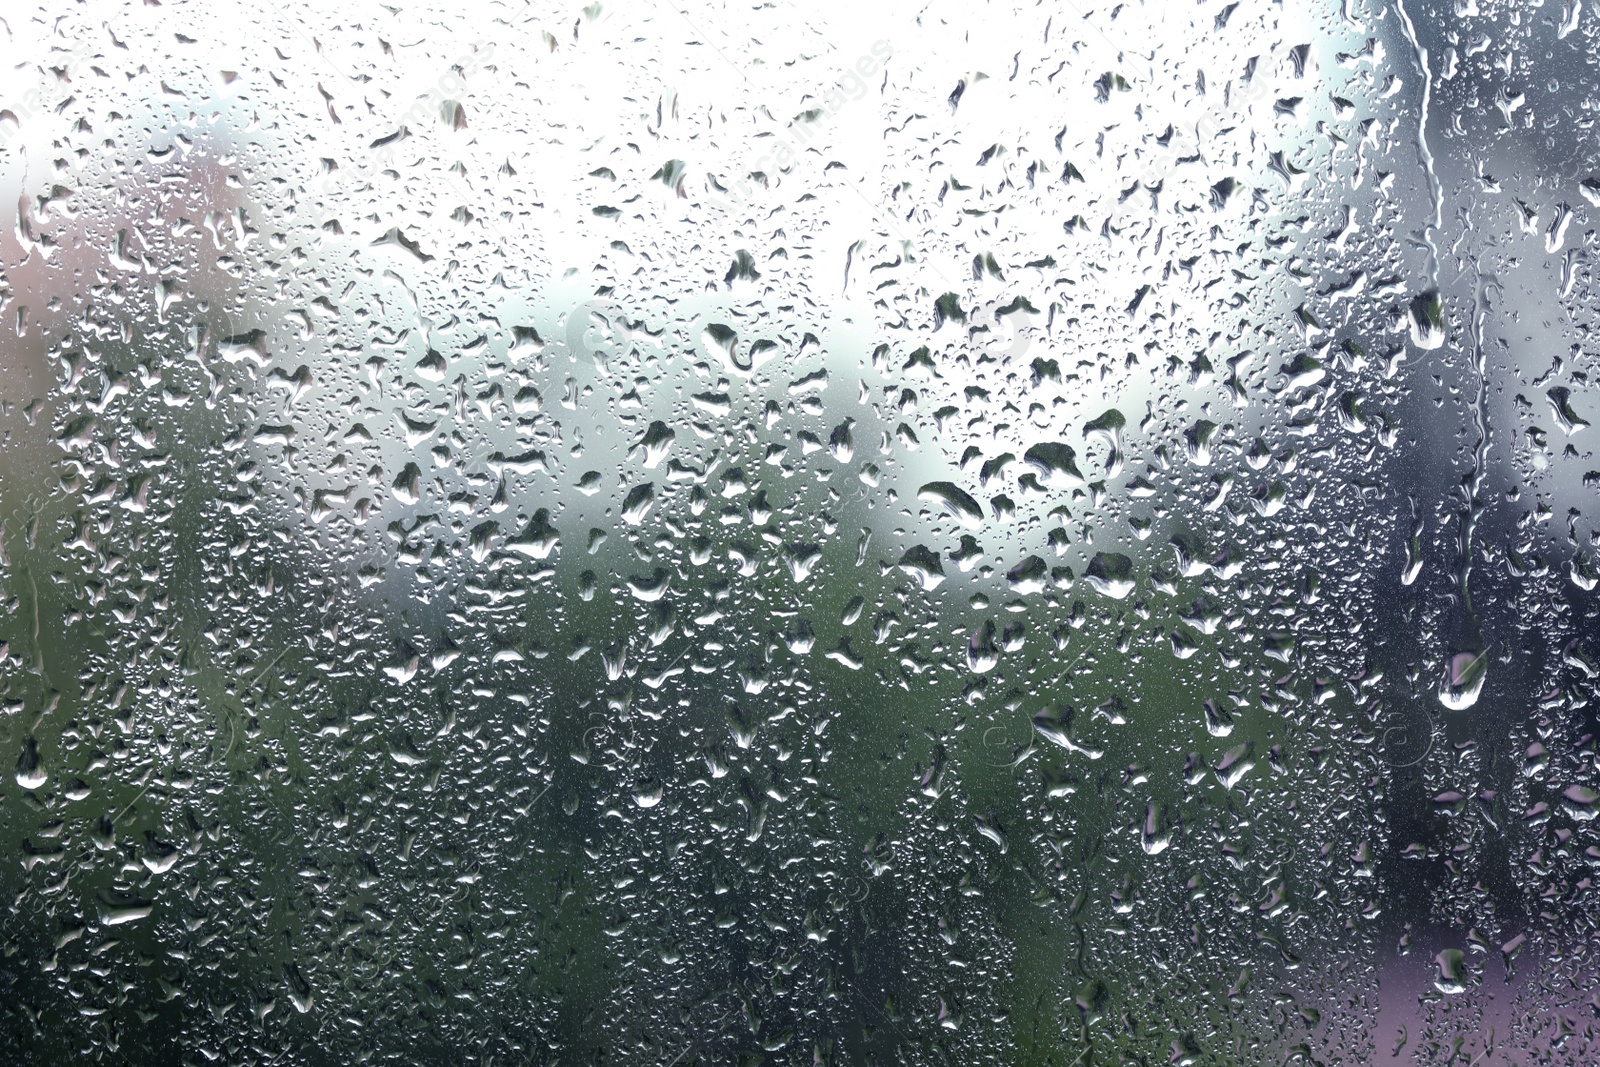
1, 0, 1598, 1063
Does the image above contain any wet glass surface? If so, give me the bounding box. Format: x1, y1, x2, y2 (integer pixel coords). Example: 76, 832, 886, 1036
3, 0, 1600, 1063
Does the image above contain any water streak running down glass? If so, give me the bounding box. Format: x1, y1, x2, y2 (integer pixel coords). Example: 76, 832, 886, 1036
2, 0, 1600, 1063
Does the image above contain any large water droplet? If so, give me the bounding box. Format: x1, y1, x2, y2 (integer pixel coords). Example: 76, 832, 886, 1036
1437, 650, 1488, 710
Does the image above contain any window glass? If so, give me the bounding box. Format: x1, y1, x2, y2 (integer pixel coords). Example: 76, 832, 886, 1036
2, 1, 1599, 1062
